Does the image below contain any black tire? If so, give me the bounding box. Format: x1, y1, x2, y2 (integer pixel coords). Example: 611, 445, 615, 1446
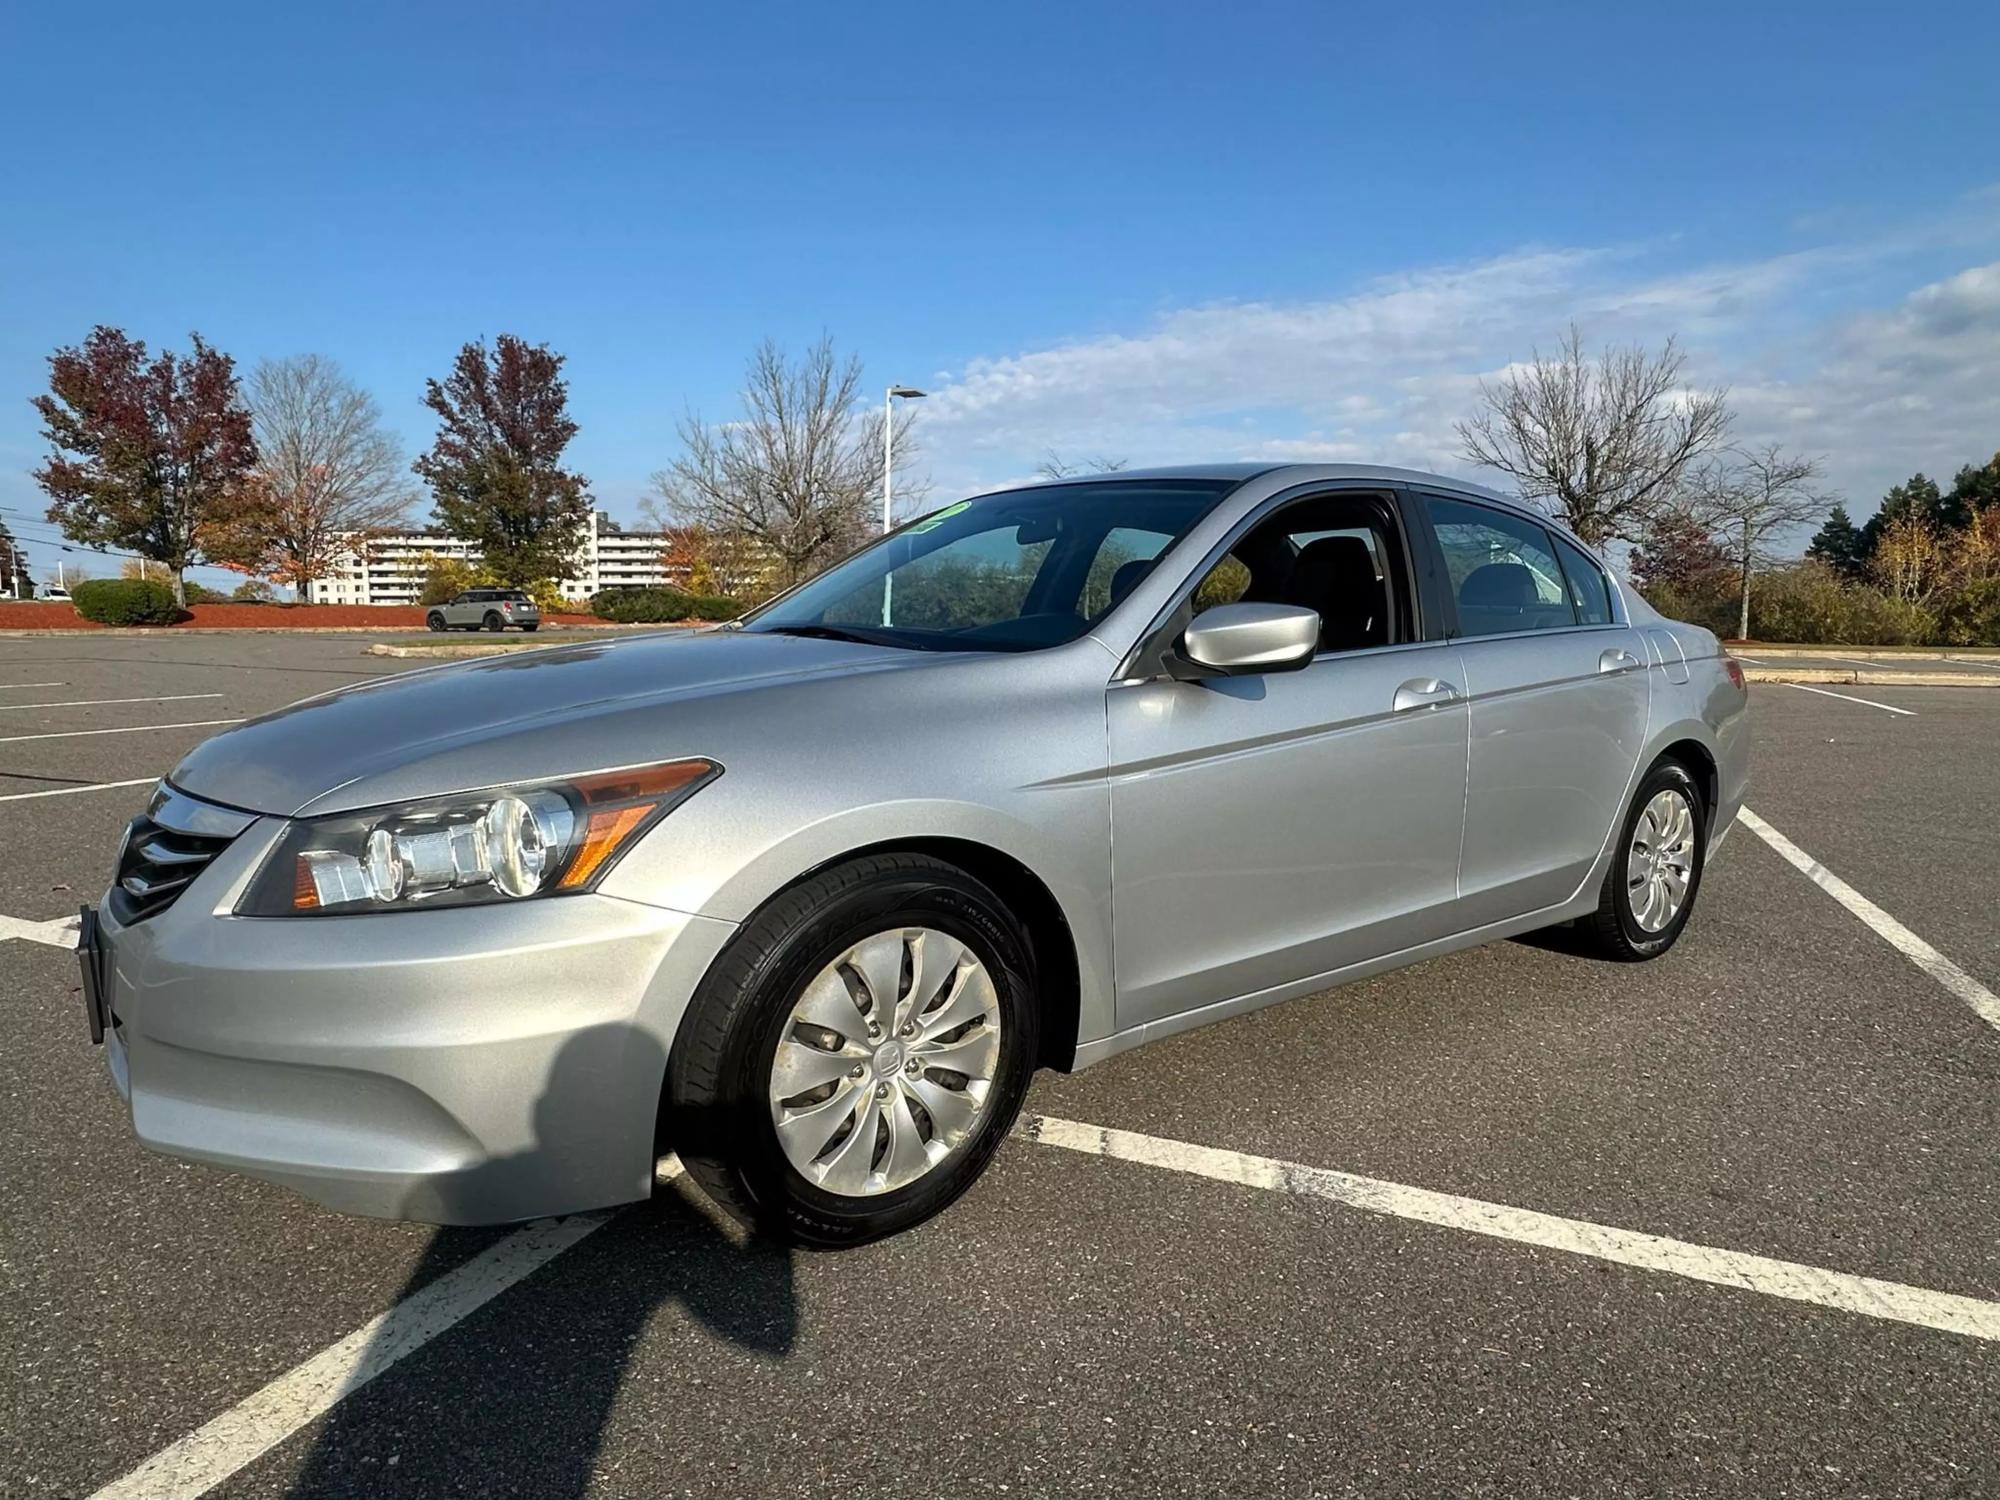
522, 622, 539, 632
1578, 759, 1707, 961
666, 853, 1039, 1247
482, 611, 503, 632
426, 611, 446, 632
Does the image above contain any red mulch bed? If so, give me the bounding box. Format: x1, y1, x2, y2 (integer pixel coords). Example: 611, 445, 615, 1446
1, 602, 602, 630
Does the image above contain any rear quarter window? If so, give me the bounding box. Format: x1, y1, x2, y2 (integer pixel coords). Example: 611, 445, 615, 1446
1553, 535, 1614, 626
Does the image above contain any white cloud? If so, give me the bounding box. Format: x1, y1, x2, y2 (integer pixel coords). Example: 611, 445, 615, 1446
918, 200, 2000, 520
1728, 260, 2000, 499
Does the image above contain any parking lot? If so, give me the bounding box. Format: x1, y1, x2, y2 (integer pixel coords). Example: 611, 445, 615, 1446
3, 633, 1995, 1498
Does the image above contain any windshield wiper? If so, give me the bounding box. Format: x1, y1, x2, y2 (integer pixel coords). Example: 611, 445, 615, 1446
756, 623, 909, 648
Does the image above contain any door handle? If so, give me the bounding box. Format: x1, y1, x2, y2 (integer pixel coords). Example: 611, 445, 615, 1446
1393, 678, 1461, 712
1599, 648, 1643, 674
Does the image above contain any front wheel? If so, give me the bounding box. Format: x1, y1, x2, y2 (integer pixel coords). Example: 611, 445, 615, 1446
667, 853, 1038, 1246
426, 611, 446, 632
1579, 760, 1707, 960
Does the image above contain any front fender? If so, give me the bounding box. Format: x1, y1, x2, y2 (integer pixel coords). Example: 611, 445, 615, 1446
602, 791, 1118, 1050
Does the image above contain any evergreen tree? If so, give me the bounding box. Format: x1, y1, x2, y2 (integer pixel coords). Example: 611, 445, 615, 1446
1945, 451, 2000, 528
1806, 503, 1869, 581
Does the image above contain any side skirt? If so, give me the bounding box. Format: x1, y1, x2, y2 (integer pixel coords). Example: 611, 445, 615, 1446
1069, 886, 1604, 1071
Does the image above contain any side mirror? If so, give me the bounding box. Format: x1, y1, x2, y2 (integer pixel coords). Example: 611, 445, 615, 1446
1174, 602, 1319, 677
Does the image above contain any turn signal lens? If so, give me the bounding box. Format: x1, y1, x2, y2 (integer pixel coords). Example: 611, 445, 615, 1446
557, 761, 714, 891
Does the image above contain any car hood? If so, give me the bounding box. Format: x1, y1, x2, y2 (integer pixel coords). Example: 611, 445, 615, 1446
169, 629, 925, 817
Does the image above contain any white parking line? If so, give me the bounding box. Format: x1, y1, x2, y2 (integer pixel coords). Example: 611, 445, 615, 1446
82, 1101, 2000, 1500
0, 718, 241, 745
1025, 1117, 2000, 1341
0, 776, 158, 804
0, 681, 66, 690
0, 692, 223, 713
1784, 683, 1915, 716
0, 912, 81, 947
1950, 656, 2000, 670
1738, 807, 1999, 1032
85, 1210, 619, 1500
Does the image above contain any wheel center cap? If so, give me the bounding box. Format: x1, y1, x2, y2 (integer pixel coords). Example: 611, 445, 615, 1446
872, 1040, 906, 1078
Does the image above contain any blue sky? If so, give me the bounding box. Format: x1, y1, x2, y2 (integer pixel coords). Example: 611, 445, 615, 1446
3, 1, 1997, 589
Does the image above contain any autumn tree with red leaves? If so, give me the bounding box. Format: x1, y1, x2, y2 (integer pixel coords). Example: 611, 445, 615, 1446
32, 326, 259, 606
413, 335, 591, 585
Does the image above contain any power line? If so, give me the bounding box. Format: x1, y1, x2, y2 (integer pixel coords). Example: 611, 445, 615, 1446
0, 511, 194, 567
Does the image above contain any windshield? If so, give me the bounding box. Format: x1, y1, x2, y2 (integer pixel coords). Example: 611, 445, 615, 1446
741, 479, 1237, 652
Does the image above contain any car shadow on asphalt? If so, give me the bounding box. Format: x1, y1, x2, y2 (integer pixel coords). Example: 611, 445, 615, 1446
282, 1026, 800, 1498
1507, 920, 1615, 962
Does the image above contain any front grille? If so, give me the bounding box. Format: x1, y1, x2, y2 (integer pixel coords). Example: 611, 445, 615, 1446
111, 818, 234, 924
108, 784, 256, 925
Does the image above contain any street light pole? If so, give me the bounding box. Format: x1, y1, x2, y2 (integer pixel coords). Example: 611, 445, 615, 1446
883, 385, 926, 534
881, 385, 926, 626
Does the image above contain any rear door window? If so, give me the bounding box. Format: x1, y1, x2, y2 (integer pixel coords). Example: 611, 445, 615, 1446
1423, 496, 1577, 637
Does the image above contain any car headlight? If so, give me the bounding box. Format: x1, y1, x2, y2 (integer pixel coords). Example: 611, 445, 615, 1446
237, 759, 719, 916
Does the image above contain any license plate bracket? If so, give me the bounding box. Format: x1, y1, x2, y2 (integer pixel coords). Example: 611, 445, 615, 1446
77, 904, 109, 1045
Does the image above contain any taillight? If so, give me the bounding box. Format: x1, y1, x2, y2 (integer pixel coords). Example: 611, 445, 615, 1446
1723, 657, 1746, 692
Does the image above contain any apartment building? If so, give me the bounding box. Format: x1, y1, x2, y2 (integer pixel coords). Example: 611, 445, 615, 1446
314, 512, 688, 605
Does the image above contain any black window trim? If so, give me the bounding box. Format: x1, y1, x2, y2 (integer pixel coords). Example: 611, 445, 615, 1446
1115, 480, 1442, 680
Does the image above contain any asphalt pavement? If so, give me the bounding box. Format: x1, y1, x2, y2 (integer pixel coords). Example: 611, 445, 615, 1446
2, 634, 1994, 1498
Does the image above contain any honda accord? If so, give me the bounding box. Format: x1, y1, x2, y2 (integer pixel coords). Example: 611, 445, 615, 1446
81, 464, 1749, 1244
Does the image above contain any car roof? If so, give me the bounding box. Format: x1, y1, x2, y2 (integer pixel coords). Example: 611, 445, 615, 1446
1079, 460, 1510, 500
1012, 462, 1577, 547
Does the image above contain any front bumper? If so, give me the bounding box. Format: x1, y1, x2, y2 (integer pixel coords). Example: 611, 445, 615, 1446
95, 812, 736, 1224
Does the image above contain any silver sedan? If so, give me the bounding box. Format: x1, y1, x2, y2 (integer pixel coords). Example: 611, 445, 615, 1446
83, 464, 1749, 1244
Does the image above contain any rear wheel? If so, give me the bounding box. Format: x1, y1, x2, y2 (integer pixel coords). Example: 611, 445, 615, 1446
482, 611, 503, 632
667, 853, 1038, 1246
1579, 760, 1706, 960
426, 611, 446, 632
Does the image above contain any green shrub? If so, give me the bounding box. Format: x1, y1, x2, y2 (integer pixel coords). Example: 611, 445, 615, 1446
1747, 561, 1935, 644
181, 580, 226, 604
71, 578, 186, 626
588, 586, 741, 624
1836, 589, 1937, 646
1933, 577, 2000, 647
1639, 579, 1738, 638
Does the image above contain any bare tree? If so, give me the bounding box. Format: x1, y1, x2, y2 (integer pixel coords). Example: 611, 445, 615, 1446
1036, 451, 1128, 480
1692, 444, 1837, 639
651, 337, 922, 591
1455, 325, 1731, 547
215, 355, 412, 600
